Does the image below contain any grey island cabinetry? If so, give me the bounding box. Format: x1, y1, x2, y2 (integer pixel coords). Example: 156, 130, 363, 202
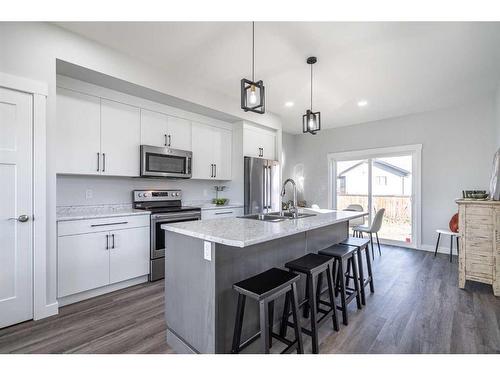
161, 209, 366, 354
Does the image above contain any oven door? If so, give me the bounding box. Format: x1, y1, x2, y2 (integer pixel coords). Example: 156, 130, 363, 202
141, 145, 192, 178
151, 211, 201, 259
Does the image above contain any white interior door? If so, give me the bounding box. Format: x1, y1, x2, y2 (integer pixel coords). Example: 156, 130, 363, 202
0, 87, 33, 328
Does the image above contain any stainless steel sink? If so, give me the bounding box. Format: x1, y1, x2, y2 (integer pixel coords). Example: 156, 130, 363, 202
238, 212, 316, 222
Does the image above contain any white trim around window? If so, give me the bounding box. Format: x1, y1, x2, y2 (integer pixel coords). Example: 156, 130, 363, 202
327, 144, 422, 249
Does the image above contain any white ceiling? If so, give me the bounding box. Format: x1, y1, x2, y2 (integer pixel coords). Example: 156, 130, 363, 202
56, 22, 500, 134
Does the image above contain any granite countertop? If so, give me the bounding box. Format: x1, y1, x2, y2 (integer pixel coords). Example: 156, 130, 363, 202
162, 209, 367, 248
57, 204, 151, 222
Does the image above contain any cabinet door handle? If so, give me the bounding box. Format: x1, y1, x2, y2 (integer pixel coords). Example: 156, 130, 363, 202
91, 221, 128, 227
215, 211, 233, 215
112, 234, 115, 249
106, 234, 109, 250
164, 134, 167, 147
210, 164, 213, 178
168, 134, 172, 147
102, 153, 106, 172
214, 164, 217, 178
97, 152, 100, 172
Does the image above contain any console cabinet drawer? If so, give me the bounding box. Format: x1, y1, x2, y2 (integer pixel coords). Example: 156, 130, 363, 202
58, 214, 150, 236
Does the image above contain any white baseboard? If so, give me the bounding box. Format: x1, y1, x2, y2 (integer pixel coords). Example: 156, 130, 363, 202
57, 275, 149, 307
34, 301, 59, 321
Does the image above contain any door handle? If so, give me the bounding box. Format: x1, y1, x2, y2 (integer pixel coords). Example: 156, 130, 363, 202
112, 234, 115, 249
214, 164, 217, 178
210, 164, 213, 178
97, 152, 100, 172
106, 234, 109, 250
8, 214, 30, 222
164, 134, 167, 146
102, 153, 106, 172
168, 134, 172, 147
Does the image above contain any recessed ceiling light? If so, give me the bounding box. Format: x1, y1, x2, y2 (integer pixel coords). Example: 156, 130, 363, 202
284, 101, 294, 107
357, 100, 368, 107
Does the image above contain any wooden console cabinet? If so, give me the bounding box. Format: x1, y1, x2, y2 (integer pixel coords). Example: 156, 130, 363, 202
456, 199, 500, 296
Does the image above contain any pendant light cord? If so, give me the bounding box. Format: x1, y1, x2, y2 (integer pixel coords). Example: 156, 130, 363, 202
252, 21, 255, 82
310, 62, 313, 111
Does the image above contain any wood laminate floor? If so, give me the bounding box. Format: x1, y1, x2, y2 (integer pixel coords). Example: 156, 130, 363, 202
1, 246, 499, 354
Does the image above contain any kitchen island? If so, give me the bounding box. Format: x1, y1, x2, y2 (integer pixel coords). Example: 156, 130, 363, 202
161, 209, 366, 354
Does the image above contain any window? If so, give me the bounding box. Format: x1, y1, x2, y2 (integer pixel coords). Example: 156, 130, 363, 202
329, 144, 421, 248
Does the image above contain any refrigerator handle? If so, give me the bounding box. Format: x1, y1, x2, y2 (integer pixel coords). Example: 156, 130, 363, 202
268, 165, 272, 210
263, 165, 267, 212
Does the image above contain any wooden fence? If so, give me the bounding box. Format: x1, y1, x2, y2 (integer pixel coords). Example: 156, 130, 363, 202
337, 194, 411, 223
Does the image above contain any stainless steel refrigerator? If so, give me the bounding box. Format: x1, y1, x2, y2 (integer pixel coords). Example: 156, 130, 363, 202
244, 156, 281, 214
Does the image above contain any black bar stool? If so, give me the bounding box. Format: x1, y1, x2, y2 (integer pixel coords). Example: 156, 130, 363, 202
279, 253, 339, 354
231, 267, 304, 354
340, 237, 374, 305
318, 244, 362, 325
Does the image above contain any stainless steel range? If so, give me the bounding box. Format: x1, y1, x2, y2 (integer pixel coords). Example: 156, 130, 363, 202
133, 189, 201, 281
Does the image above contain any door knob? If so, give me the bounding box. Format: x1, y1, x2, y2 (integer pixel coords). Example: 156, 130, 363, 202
8, 214, 30, 222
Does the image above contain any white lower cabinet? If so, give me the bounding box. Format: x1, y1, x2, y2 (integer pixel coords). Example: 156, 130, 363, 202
57, 216, 150, 300
109, 227, 150, 284
58, 231, 110, 298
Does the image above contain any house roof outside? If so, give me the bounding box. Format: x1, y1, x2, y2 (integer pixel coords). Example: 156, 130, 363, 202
338, 160, 410, 178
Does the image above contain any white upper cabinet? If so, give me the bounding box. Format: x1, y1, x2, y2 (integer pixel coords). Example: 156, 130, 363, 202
243, 124, 276, 160
167, 116, 192, 151
140, 110, 192, 150
212, 127, 232, 180
101, 99, 141, 177
141, 109, 168, 147
56, 88, 101, 175
191, 122, 232, 180
191, 122, 215, 179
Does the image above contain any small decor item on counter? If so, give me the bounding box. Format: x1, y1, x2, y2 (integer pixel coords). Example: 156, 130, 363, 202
489, 148, 500, 200
213, 185, 228, 206
449, 213, 459, 233
462, 190, 489, 200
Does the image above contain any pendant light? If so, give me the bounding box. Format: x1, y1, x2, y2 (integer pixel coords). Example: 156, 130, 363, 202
241, 22, 265, 114
303, 56, 321, 135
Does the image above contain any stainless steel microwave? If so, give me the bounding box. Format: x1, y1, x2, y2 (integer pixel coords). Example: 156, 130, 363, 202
140, 145, 192, 178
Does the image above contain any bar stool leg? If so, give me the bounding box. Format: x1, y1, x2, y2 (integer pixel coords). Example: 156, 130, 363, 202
434, 232, 441, 257
356, 248, 366, 305
316, 272, 323, 312
365, 245, 375, 293
231, 294, 246, 354
290, 283, 304, 354
259, 300, 270, 354
303, 276, 310, 319
326, 263, 339, 331
351, 255, 362, 310
308, 273, 319, 354
345, 260, 351, 289
279, 292, 290, 338
268, 300, 274, 348
337, 260, 348, 325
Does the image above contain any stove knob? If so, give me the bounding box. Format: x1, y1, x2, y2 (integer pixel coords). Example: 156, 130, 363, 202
176, 192, 180, 197
144, 193, 149, 198
138, 193, 143, 197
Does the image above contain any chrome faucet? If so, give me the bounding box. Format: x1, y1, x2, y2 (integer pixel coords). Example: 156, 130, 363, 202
281, 178, 298, 218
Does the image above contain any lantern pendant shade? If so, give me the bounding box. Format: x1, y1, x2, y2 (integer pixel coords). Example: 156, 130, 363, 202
302, 109, 321, 134
241, 78, 265, 114
303, 56, 321, 135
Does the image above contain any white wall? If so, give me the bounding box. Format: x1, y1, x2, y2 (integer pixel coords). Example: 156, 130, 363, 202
496, 85, 500, 148
0, 22, 280, 312
282, 95, 497, 248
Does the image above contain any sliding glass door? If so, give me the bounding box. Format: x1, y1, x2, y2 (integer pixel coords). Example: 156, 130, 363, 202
330, 145, 421, 247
